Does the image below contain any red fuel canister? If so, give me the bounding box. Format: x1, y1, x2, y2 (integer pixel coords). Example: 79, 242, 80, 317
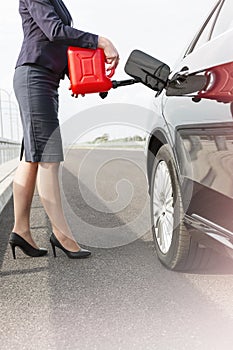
197, 61, 233, 103
67, 47, 115, 95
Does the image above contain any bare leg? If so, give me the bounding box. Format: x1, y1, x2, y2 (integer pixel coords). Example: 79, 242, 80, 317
37, 162, 81, 252
12, 161, 39, 248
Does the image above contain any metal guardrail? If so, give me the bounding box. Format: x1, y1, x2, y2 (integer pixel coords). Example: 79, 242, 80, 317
0, 89, 21, 212
0, 88, 22, 142
0, 138, 20, 165
0, 88, 21, 165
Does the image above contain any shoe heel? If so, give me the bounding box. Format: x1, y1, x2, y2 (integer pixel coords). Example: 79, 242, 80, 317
9, 232, 47, 258
10, 243, 16, 260
50, 241, 57, 258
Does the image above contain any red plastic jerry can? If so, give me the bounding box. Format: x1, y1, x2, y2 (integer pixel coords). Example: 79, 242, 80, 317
197, 61, 233, 103
67, 47, 115, 95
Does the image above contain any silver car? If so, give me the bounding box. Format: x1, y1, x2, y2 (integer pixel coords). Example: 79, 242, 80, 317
125, 0, 233, 271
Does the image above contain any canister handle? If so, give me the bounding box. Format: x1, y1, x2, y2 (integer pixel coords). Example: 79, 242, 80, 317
106, 67, 115, 78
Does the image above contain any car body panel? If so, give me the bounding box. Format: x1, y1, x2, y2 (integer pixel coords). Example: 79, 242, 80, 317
145, 0, 233, 254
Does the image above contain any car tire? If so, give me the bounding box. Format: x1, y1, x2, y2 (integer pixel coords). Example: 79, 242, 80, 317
150, 144, 212, 271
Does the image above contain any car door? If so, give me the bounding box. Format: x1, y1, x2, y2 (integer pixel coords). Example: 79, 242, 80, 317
162, 0, 233, 234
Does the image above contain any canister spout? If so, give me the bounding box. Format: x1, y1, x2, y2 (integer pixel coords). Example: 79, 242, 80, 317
99, 78, 140, 99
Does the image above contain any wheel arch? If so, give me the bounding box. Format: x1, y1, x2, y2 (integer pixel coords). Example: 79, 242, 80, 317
147, 129, 168, 194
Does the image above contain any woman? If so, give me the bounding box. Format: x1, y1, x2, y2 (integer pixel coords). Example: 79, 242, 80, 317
9, 0, 119, 259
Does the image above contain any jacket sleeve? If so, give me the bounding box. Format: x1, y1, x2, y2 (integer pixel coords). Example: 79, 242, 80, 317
25, 0, 98, 48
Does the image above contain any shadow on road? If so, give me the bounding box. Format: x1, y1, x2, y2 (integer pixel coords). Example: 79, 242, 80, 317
0, 198, 14, 270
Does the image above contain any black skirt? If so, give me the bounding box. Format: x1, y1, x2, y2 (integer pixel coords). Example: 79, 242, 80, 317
13, 64, 64, 162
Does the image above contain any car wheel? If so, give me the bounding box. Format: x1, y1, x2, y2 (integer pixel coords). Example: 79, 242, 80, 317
150, 144, 212, 271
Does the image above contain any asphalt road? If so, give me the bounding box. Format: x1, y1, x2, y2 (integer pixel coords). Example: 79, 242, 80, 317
1, 148, 233, 350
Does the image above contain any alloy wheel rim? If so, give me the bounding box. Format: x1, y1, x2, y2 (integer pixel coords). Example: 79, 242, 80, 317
152, 161, 174, 254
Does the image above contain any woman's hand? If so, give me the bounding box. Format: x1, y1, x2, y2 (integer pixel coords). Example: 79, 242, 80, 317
98, 36, 120, 71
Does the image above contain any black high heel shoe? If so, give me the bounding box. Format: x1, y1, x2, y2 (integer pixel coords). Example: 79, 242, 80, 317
50, 232, 91, 259
9, 232, 48, 259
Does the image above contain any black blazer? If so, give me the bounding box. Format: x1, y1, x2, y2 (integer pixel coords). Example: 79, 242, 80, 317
16, 0, 98, 76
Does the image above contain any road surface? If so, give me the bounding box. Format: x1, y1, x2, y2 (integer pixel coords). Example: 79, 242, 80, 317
1, 148, 233, 350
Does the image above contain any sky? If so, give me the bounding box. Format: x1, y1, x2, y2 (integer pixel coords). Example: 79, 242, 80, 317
0, 0, 216, 140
